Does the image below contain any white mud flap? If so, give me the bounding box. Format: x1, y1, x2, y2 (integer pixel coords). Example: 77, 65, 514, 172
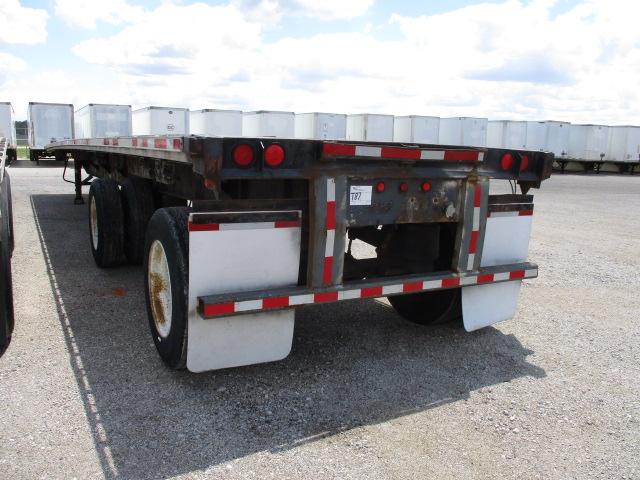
187, 212, 301, 372
462, 212, 532, 331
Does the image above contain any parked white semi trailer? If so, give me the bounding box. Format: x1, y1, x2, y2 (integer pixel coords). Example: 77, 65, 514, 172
132, 106, 189, 135
439, 117, 488, 147
28, 102, 74, 162
47, 132, 553, 372
75, 104, 132, 139
346, 114, 394, 142
0, 103, 17, 164
190, 109, 242, 137
295, 112, 347, 140
242, 111, 295, 138
393, 116, 440, 144
566, 124, 610, 173
487, 120, 527, 150
602, 126, 640, 173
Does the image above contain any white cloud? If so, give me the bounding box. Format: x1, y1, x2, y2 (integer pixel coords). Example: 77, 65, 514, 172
0, 0, 48, 45
232, 0, 373, 21
62, 0, 640, 124
55, 0, 145, 29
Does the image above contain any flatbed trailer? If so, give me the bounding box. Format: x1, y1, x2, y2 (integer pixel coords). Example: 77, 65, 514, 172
47, 135, 553, 372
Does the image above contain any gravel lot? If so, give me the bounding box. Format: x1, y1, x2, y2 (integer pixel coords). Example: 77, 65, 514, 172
0, 162, 638, 479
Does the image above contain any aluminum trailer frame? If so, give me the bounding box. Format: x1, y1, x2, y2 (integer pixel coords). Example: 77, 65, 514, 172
47, 135, 553, 371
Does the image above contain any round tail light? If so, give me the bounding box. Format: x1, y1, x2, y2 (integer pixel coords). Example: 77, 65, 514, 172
520, 154, 529, 172
421, 182, 431, 192
233, 144, 254, 167
376, 181, 386, 193
500, 153, 514, 171
264, 144, 285, 167
399, 182, 409, 193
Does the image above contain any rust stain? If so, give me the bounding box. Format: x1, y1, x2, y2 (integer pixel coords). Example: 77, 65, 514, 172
111, 287, 126, 297
149, 271, 166, 325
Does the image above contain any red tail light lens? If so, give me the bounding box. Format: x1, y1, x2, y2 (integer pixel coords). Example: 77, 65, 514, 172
520, 154, 529, 172
376, 181, 385, 193
264, 144, 285, 167
421, 182, 431, 192
399, 182, 409, 193
233, 144, 254, 167
501, 153, 514, 171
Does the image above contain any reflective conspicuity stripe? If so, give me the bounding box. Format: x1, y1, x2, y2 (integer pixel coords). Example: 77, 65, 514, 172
199, 266, 538, 318
323, 178, 336, 285
322, 142, 484, 162
467, 183, 483, 271
188, 220, 301, 232
67, 136, 184, 152
488, 209, 534, 218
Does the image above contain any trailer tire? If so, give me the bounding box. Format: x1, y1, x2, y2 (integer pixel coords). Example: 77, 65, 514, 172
0, 238, 14, 358
0, 171, 14, 357
121, 178, 155, 264
388, 289, 462, 326
144, 207, 189, 370
88, 179, 125, 268
4, 173, 13, 255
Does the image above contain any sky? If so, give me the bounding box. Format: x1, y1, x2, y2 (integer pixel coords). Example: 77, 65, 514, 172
1, 0, 639, 124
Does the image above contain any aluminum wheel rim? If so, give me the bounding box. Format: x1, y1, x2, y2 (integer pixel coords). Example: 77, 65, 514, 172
90, 195, 98, 251
148, 240, 172, 339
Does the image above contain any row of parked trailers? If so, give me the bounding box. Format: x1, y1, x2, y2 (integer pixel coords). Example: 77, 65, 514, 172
0, 102, 638, 171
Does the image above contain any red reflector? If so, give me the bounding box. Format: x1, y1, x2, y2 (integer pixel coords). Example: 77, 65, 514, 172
204, 302, 234, 316
376, 181, 385, 193
361, 286, 383, 298
233, 144, 254, 167
403, 282, 423, 292
314, 292, 338, 303
399, 182, 409, 193
501, 153, 514, 171
421, 182, 431, 192
442, 278, 460, 288
263, 296, 289, 309
477, 273, 494, 284
323, 143, 356, 156
520, 154, 529, 172
264, 144, 285, 167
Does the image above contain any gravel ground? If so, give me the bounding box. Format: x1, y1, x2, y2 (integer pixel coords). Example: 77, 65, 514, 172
0, 162, 638, 479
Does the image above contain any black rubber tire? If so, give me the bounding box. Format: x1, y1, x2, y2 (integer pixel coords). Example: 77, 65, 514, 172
0, 239, 13, 358
88, 179, 125, 268
3, 173, 13, 255
121, 177, 156, 264
388, 289, 462, 326
0, 172, 14, 357
144, 207, 189, 369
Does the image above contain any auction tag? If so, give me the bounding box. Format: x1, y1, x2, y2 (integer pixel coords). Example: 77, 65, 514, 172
349, 185, 372, 205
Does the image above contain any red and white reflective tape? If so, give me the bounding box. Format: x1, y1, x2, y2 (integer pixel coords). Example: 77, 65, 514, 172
488, 209, 534, 218
200, 267, 538, 317
70, 136, 184, 151
324, 178, 336, 285
467, 184, 483, 270
322, 143, 484, 162
188, 220, 301, 232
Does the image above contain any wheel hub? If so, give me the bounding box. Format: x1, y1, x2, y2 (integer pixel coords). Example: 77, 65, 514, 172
148, 240, 172, 339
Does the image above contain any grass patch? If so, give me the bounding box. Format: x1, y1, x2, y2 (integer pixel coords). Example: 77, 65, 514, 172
17, 146, 29, 159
